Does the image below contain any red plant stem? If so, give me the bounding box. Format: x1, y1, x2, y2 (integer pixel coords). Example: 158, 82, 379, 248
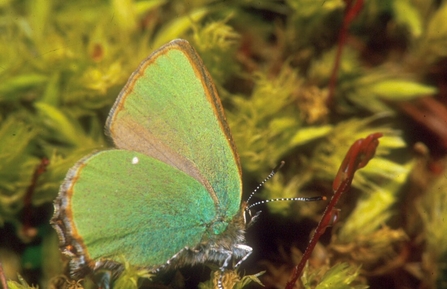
22, 158, 50, 235
0, 261, 8, 289
285, 133, 382, 289
327, 0, 364, 107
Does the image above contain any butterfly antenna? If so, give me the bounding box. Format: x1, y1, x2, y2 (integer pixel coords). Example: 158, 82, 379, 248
247, 195, 325, 210
245, 161, 285, 205
246, 161, 326, 211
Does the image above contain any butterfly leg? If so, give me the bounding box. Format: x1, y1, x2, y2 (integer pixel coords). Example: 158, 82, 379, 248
217, 244, 252, 289
93, 269, 113, 289
234, 244, 252, 268
216, 249, 233, 289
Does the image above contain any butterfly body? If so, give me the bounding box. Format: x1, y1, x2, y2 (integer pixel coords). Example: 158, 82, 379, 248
51, 39, 251, 280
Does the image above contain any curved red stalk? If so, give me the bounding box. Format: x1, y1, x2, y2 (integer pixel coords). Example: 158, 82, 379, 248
285, 132, 382, 289
22, 157, 50, 237
326, 0, 364, 107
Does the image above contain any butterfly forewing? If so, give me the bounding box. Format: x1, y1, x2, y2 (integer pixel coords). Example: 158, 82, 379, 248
106, 40, 242, 220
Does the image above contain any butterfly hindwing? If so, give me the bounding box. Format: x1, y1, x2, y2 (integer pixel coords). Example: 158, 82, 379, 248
58, 149, 216, 267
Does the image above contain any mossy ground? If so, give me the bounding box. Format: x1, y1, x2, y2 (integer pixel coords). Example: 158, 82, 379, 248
1, 1, 447, 288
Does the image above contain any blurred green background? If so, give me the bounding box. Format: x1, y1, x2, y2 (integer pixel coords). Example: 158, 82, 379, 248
1, 0, 447, 288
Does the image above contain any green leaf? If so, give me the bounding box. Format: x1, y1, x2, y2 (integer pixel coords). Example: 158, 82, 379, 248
7, 274, 38, 289
290, 125, 333, 147
152, 7, 208, 49
0, 74, 48, 100
34, 102, 81, 146
370, 79, 437, 100
340, 159, 413, 240
393, 0, 422, 38
425, 2, 447, 46
112, 256, 153, 289
135, 0, 168, 16
314, 263, 367, 289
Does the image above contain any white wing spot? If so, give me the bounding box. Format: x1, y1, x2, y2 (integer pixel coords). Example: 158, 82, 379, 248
132, 156, 139, 164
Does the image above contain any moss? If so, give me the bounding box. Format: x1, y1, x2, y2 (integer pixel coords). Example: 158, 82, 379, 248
1, 0, 446, 288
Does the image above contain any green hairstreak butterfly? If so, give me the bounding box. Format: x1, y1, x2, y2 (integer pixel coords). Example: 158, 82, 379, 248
51, 38, 325, 288
51, 39, 252, 286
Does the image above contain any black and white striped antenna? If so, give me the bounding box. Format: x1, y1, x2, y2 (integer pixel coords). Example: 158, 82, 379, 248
245, 161, 325, 211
